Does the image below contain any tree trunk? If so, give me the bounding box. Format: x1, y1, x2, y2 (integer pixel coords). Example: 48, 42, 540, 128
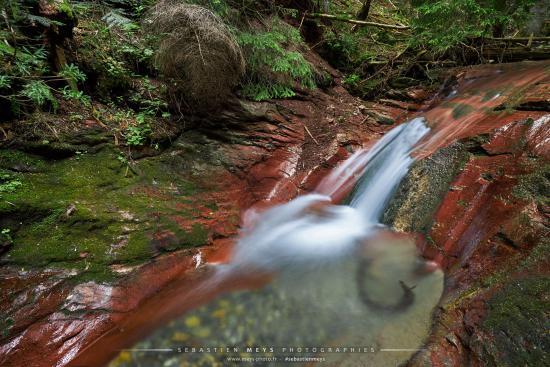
321, 0, 330, 13
356, 0, 373, 20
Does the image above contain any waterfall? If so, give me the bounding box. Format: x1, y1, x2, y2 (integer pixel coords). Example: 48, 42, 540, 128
350, 117, 429, 222
227, 117, 430, 271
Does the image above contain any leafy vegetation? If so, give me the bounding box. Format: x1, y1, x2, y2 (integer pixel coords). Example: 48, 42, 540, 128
149, 0, 315, 103
316, 1, 412, 97
126, 113, 153, 146
0, 0, 171, 147
237, 18, 316, 100
0, 170, 22, 195
412, 0, 537, 52
1, 0, 546, 118
310, 0, 548, 97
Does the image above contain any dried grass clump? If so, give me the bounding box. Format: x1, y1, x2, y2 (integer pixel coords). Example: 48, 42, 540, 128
145, 1, 245, 110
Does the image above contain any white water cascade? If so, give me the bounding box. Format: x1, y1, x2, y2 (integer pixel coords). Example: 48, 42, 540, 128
228, 117, 430, 271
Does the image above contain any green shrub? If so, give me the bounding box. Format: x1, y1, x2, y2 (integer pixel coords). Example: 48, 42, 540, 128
237, 18, 315, 101
323, 30, 360, 69
144, 1, 316, 103
125, 113, 152, 146
0, 43, 54, 114
20, 81, 58, 110
61, 87, 92, 107
0, 171, 22, 195
59, 63, 87, 91
0, 2, 94, 115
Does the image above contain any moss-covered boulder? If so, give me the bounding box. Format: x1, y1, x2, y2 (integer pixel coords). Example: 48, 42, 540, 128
0, 145, 220, 283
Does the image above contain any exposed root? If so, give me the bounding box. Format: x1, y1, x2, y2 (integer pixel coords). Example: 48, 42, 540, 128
144, 1, 245, 111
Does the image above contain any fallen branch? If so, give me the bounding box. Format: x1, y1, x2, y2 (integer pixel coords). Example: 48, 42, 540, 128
304, 124, 319, 145
487, 36, 550, 42
306, 13, 410, 30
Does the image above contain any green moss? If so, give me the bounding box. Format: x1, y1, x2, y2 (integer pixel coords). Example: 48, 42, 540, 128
184, 223, 209, 247
0, 169, 23, 195
116, 232, 153, 262
520, 240, 550, 270
482, 277, 550, 366
1, 145, 215, 283
0, 150, 46, 171
512, 162, 550, 207
383, 142, 469, 233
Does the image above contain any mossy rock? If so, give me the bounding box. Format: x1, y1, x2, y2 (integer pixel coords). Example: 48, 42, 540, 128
513, 161, 550, 207
0, 146, 214, 283
477, 277, 550, 367
383, 141, 469, 233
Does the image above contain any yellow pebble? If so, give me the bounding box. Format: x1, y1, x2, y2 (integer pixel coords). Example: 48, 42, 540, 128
211, 308, 226, 319
108, 351, 132, 366
172, 331, 189, 342
184, 315, 201, 328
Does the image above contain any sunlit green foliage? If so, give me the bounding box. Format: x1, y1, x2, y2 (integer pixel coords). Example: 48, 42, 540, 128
126, 115, 152, 146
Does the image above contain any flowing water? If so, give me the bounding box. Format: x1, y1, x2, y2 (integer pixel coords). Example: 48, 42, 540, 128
110, 117, 444, 367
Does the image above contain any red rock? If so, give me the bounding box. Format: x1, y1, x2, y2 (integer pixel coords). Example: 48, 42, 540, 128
409, 61, 550, 367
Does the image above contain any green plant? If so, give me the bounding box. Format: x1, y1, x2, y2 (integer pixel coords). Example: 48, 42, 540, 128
0, 75, 11, 89
59, 63, 87, 91
117, 154, 128, 164
411, 0, 536, 52
0, 171, 22, 194
237, 18, 315, 101
343, 73, 360, 86
0, 42, 55, 113
75, 14, 144, 98
129, 78, 170, 117
60, 87, 85, 107
1, 228, 12, 241
61, 87, 92, 107
323, 30, 360, 68
125, 112, 152, 146
0, 4, 83, 115
20, 81, 58, 110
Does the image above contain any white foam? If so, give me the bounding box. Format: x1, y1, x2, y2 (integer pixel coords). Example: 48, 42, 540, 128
228, 118, 430, 272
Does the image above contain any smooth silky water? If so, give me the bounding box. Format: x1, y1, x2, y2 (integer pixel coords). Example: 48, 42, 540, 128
110, 118, 444, 367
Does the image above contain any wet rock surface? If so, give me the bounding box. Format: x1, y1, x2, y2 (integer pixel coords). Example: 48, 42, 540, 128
381, 62, 550, 367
